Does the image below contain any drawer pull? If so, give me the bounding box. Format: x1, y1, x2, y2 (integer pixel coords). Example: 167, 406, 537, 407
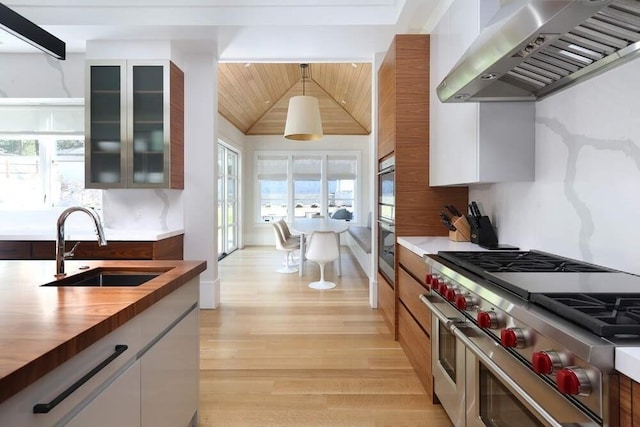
33, 344, 128, 414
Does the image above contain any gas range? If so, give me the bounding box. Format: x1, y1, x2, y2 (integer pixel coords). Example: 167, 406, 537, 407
422, 250, 640, 426
438, 250, 640, 337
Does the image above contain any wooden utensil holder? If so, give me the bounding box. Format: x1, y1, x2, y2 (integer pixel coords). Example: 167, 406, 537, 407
449, 216, 471, 242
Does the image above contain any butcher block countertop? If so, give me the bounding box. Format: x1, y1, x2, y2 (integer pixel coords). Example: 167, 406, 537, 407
0, 259, 206, 405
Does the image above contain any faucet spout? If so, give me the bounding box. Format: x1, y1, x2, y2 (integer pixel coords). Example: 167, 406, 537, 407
55, 207, 107, 277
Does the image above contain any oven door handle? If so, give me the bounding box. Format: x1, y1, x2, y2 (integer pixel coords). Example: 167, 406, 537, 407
452, 326, 564, 427
419, 294, 460, 330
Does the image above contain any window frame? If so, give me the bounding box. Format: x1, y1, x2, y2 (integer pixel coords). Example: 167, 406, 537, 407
254, 150, 360, 224
0, 133, 100, 210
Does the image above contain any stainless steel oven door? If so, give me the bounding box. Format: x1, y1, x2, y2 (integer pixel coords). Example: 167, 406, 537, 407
455, 324, 598, 427
421, 294, 466, 426
377, 220, 395, 284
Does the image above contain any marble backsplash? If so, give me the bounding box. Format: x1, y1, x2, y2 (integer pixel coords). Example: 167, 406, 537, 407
470, 57, 640, 275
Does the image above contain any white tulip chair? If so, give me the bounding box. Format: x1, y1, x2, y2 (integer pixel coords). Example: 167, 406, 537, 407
272, 223, 299, 274
305, 230, 339, 289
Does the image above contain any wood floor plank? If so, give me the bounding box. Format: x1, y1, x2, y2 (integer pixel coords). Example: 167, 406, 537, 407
199, 245, 452, 426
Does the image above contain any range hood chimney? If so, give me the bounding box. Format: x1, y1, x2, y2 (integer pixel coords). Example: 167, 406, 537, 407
438, 0, 640, 102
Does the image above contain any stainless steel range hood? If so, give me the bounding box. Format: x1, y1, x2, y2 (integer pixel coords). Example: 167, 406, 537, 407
437, 0, 640, 102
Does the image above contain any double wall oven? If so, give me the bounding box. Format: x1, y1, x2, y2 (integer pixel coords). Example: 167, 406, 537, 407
377, 155, 395, 284
420, 250, 637, 427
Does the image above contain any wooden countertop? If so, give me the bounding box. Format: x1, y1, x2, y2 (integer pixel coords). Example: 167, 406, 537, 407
0, 259, 206, 405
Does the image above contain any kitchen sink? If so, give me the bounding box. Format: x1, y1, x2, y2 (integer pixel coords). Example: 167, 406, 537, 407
42, 268, 168, 287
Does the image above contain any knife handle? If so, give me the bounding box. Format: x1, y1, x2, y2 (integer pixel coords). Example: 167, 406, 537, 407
470, 201, 482, 218
446, 204, 462, 217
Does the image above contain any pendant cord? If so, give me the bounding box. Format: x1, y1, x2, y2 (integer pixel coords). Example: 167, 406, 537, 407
300, 63, 309, 96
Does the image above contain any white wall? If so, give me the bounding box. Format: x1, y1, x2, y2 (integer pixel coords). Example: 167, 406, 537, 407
0, 53, 84, 98
470, 58, 640, 275
179, 50, 219, 309
243, 134, 373, 246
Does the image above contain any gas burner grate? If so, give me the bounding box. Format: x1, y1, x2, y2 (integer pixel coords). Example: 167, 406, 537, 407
531, 294, 640, 336
438, 251, 613, 273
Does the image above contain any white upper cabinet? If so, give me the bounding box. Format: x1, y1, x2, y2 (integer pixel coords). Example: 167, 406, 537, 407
429, 0, 535, 186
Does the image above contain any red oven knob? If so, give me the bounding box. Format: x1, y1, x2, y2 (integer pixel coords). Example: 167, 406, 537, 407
532, 351, 566, 375
455, 295, 476, 310
556, 368, 592, 396
500, 328, 526, 348
431, 278, 441, 293
445, 287, 461, 302
438, 281, 449, 295
425, 274, 434, 285
477, 311, 498, 328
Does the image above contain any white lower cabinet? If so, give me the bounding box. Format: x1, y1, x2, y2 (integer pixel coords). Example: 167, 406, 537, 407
0, 277, 200, 427
141, 308, 199, 427
66, 361, 141, 427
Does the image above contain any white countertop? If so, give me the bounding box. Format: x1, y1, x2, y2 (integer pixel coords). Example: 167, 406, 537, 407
0, 227, 184, 242
397, 236, 486, 257
616, 348, 640, 382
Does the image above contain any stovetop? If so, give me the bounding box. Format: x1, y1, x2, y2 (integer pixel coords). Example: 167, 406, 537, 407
437, 250, 640, 337
438, 250, 614, 274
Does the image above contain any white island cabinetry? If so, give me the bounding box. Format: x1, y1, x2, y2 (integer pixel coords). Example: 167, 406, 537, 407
0, 277, 199, 427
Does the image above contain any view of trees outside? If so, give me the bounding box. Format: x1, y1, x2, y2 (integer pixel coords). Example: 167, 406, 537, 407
0, 137, 101, 210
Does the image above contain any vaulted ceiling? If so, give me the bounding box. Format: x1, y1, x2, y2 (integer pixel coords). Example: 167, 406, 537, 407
217, 62, 372, 136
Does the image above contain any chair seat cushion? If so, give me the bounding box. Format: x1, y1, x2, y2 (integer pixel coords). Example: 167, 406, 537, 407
348, 226, 371, 254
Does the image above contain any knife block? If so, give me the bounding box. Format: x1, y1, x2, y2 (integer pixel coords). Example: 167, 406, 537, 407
470, 216, 499, 245
449, 216, 471, 242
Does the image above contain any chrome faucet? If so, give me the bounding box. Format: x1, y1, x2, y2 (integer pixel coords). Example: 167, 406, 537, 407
56, 207, 107, 277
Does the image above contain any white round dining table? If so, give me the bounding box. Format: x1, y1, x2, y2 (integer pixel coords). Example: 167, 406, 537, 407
291, 218, 350, 277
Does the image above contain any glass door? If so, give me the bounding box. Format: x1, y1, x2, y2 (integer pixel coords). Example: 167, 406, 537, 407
86, 63, 126, 188
217, 143, 239, 258
130, 63, 167, 186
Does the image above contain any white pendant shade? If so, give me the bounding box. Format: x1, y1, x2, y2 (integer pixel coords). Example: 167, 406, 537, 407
284, 95, 323, 141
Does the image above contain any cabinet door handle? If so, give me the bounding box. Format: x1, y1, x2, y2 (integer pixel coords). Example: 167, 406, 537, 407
33, 344, 128, 414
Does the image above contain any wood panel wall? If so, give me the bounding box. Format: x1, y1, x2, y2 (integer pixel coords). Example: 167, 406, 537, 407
376, 34, 468, 337
170, 61, 184, 190
385, 34, 468, 237
614, 373, 640, 427
377, 44, 396, 160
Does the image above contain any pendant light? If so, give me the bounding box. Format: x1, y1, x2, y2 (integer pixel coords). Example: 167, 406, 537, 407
284, 63, 323, 141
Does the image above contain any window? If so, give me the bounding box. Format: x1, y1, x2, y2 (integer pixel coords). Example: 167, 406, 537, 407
327, 154, 356, 219
0, 136, 101, 210
0, 102, 100, 211
293, 155, 321, 218
256, 151, 359, 223
257, 154, 288, 222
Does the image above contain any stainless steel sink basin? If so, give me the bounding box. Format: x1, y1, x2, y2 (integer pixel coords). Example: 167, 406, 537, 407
42, 268, 167, 287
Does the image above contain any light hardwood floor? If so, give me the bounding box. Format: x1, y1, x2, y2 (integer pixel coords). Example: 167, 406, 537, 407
199, 245, 452, 427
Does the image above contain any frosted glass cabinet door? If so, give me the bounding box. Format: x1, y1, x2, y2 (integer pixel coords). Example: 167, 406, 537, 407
85, 60, 182, 189
130, 63, 170, 187
86, 63, 127, 188
65, 361, 141, 427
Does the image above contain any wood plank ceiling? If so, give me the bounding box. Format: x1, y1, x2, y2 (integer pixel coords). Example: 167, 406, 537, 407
218, 62, 372, 136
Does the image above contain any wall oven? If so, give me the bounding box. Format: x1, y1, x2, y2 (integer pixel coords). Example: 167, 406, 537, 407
377, 155, 395, 284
